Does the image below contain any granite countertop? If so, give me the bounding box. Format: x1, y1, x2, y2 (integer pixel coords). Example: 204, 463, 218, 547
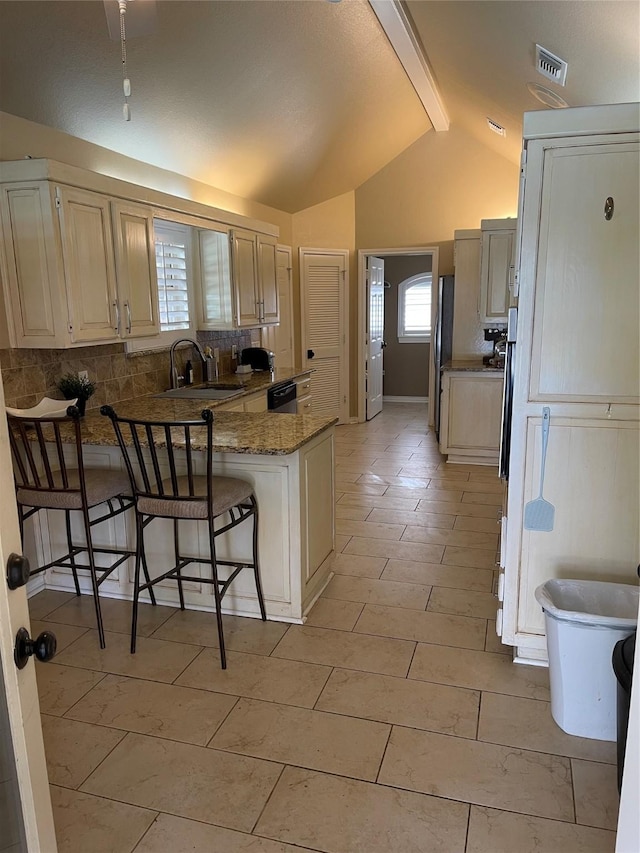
442, 359, 504, 373
67, 400, 336, 456
15, 368, 337, 456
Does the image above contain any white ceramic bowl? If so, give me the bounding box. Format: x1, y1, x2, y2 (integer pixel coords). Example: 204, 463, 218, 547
6, 396, 78, 418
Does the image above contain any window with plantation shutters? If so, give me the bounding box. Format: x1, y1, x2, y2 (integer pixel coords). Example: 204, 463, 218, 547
155, 223, 191, 331
397, 273, 432, 342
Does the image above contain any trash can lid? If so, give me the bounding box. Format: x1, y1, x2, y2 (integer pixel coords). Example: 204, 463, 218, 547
612, 631, 636, 691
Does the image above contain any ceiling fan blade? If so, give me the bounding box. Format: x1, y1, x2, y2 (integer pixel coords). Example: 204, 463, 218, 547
104, 0, 157, 41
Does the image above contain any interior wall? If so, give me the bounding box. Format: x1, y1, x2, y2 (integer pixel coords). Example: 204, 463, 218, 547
355, 123, 519, 248
381, 255, 432, 399
0, 112, 293, 243
291, 191, 356, 375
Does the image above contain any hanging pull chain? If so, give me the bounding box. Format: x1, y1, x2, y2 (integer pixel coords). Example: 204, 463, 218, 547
119, 0, 131, 121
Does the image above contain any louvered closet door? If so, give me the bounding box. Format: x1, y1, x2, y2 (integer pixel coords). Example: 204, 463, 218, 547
300, 249, 348, 422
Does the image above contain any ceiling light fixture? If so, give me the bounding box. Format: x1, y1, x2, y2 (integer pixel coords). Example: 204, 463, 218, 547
119, 0, 132, 121
487, 118, 506, 137
527, 82, 570, 109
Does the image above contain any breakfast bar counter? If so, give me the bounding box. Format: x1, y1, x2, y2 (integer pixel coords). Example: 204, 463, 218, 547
25, 402, 338, 624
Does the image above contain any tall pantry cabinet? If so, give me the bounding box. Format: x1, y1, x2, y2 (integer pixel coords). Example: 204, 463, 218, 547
499, 104, 640, 664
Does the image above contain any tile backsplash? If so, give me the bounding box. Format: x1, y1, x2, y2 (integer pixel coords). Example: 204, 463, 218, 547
0, 330, 253, 411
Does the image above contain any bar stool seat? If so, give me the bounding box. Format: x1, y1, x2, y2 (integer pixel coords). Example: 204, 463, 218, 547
137, 475, 253, 520
17, 469, 131, 511
101, 404, 267, 670
8, 406, 135, 649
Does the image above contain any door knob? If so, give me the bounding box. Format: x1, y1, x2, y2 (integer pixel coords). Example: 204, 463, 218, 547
307, 349, 315, 359
7, 553, 31, 590
14, 627, 57, 670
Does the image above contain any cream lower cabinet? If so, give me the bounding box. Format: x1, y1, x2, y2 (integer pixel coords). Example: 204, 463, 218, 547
439, 371, 503, 465
216, 391, 267, 413
0, 180, 159, 346
243, 391, 268, 413
27, 428, 336, 621
296, 373, 312, 415
501, 415, 639, 663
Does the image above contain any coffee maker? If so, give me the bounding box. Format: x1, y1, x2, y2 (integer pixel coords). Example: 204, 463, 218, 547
483, 327, 507, 368
240, 347, 275, 372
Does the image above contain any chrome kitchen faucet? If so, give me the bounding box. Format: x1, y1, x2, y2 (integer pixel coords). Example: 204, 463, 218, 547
169, 338, 208, 389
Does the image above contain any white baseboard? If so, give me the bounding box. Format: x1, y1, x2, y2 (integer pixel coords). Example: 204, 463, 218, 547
383, 396, 429, 404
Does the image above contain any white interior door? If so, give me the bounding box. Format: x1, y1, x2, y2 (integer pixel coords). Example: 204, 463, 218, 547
366, 256, 384, 420
300, 248, 349, 422
0, 379, 57, 852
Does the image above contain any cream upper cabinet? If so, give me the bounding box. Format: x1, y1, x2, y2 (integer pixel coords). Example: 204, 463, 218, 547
111, 201, 160, 339
232, 228, 261, 327
231, 229, 279, 328
479, 218, 517, 325
0, 181, 68, 347
197, 226, 233, 330
1, 160, 280, 345
257, 234, 279, 325
201, 228, 279, 330
0, 179, 161, 347
528, 143, 639, 403
57, 186, 119, 343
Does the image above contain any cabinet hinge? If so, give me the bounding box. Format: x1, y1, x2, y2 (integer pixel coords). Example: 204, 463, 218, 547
68, 323, 73, 333
54, 187, 62, 209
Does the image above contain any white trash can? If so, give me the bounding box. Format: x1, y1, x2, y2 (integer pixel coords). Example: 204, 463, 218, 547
535, 579, 639, 741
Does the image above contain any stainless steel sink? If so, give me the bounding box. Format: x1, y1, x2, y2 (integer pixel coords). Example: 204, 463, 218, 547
154, 387, 242, 400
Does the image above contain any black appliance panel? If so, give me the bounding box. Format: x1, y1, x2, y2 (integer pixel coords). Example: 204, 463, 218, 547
268, 381, 297, 413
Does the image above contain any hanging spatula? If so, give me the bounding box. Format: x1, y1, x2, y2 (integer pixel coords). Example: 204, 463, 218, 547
524, 407, 555, 532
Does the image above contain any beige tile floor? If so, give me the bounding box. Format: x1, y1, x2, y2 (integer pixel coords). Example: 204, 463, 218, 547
30, 403, 620, 853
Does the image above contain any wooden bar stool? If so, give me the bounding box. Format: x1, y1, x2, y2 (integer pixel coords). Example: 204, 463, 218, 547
8, 406, 136, 648
100, 405, 267, 669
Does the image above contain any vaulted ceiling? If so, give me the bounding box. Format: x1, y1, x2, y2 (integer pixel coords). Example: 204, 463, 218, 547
0, 1, 638, 213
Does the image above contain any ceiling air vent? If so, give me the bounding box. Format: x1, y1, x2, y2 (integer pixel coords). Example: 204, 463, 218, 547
535, 44, 568, 86
487, 118, 506, 137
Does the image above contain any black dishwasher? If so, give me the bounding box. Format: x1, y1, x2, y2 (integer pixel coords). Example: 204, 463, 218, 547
267, 381, 297, 413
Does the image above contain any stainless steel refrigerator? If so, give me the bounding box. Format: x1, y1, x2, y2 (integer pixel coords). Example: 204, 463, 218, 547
432, 275, 454, 439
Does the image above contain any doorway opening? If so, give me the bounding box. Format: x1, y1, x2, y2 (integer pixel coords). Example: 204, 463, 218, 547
357, 247, 439, 424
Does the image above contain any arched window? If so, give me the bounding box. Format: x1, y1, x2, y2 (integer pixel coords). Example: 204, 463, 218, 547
397, 273, 432, 343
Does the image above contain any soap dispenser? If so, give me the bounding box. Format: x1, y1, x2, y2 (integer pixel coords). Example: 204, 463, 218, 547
185, 360, 194, 385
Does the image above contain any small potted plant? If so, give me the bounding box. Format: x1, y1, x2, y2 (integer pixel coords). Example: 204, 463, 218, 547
56, 373, 95, 416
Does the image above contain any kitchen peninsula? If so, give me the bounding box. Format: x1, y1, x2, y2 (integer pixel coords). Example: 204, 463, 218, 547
24, 393, 337, 624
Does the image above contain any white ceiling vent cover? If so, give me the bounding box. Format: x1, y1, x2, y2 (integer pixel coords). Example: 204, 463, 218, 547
487, 118, 506, 137
535, 44, 568, 86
